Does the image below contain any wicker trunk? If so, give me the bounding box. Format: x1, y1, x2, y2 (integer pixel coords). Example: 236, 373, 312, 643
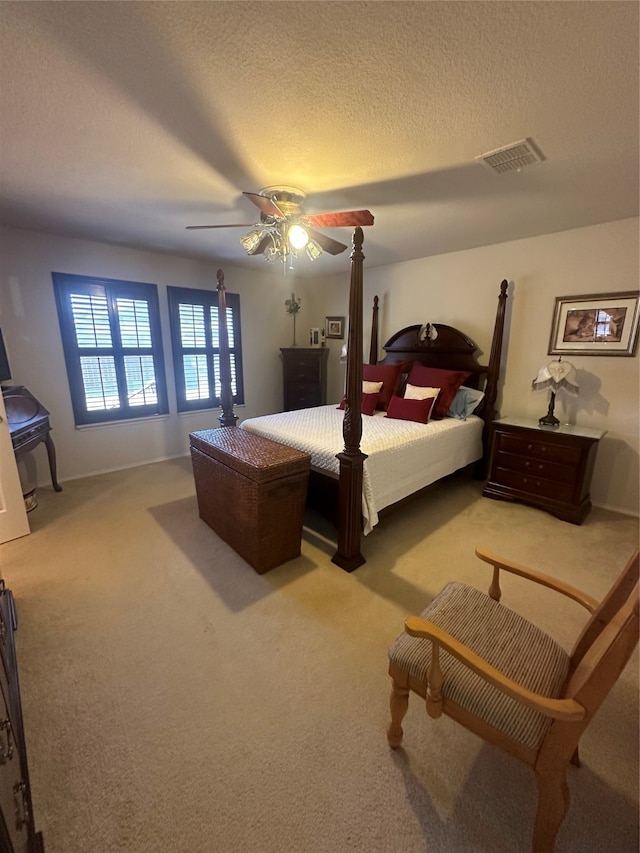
189, 427, 311, 574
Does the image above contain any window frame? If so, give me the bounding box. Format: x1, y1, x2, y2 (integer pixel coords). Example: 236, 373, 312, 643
167, 285, 244, 413
52, 272, 169, 426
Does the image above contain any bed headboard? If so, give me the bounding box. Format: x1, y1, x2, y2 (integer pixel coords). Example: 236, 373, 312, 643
376, 323, 488, 391
369, 280, 509, 429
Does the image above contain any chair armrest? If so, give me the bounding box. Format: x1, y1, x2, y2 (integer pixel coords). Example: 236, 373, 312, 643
475, 546, 598, 612
404, 615, 586, 722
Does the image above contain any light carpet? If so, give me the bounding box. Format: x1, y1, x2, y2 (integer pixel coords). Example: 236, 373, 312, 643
1, 457, 638, 853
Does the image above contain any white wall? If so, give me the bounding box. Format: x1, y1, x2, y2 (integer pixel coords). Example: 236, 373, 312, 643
1, 218, 638, 517
317, 218, 640, 517
0, 226, 316, 485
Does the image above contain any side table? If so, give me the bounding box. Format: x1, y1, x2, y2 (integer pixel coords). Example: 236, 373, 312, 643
2, 386, 62, 493
483, 417, 606, 524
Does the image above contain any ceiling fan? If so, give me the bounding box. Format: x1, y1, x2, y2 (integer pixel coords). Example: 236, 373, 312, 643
186, 186, 374, 267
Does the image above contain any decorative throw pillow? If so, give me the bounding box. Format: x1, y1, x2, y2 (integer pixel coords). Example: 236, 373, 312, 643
362, 362, 407, 411
405, 363, 471, 419
338, 391, 380, 416
447, 386, 485, 420
404, 383, 440, 403
385, 394, 435, 424
362, 380, 384, 395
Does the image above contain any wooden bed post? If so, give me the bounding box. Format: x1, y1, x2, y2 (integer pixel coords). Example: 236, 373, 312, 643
216, 268, 238, 428
369, 295, 379, 365
332, 227, 367, 572
479, 279, 508, 472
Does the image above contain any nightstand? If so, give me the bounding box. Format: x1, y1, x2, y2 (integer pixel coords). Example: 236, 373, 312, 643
280, 347, 329, 411
483, 417, 606, 524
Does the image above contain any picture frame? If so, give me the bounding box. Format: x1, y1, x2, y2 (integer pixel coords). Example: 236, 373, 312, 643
548, 291, 640, 356
325, 316, 345, 340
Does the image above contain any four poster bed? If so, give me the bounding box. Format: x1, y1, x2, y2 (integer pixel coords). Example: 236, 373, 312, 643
214, 228, 508, 572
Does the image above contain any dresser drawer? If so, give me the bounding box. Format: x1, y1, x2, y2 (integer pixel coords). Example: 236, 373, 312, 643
494, 467, 574, 504
283, 362, 321, 382
494, 451, 577, 485
285, 389, 322, 410
496, 432, 581, 466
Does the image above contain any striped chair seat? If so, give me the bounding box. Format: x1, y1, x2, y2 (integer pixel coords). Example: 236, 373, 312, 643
388, 582, 570, 750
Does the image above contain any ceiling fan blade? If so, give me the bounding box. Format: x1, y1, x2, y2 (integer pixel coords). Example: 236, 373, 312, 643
308, 229, 348, 255
243, 192, 284, 218
186, 224, 255, 230
306, 210, 374, 228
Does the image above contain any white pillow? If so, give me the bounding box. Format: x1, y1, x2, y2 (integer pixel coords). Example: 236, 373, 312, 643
362, 380, 384, 394
404, 383, 440, 402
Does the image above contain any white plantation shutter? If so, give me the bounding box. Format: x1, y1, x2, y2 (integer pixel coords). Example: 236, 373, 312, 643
53, 273, 167, 425
168, 286, 243, 412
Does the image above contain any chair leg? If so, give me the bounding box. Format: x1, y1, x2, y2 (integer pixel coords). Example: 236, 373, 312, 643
533, 766, 570, 853
387, 677, 410, 749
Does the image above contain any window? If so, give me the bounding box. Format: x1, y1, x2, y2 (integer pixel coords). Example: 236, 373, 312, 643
167, 286, 244, 412
52, 272, 168, 425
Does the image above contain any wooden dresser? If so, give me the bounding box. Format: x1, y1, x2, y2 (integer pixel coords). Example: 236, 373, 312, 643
483, 417, 606, 524
280, 348, 329, 412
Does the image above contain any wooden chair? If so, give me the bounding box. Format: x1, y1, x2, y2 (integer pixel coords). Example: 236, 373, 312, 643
387, 546, 639, 853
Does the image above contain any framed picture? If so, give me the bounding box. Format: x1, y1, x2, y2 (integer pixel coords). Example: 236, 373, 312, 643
325, 316, 345, 340
548, 291, 640, 356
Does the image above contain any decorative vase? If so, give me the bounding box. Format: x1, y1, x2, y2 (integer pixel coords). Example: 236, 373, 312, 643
292, 314, 297, 346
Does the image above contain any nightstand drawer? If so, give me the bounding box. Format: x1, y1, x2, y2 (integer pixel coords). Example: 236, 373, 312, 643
494, 451, 577, 485
497, 433, 581, 466
495, 467, 574, 504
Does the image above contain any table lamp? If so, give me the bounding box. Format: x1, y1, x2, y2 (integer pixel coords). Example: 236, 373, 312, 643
531, 357, 579, 427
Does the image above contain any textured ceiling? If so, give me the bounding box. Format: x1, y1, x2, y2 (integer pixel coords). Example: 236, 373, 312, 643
0, 1, 638, 277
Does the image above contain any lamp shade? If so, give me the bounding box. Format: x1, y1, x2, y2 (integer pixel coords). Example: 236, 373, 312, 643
531, 359, 579, 395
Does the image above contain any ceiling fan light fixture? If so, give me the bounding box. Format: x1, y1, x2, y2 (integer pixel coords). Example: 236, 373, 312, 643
263, 241, 280, 263
239, 229, 265, 254
288, 224, 309, 250
305, 240, 322, 261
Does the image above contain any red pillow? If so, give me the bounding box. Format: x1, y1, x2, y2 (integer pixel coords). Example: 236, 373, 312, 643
362, 362, 407, 410
338, 392, 380, 416
386, 395, 435, 424
405, 364, 471, 419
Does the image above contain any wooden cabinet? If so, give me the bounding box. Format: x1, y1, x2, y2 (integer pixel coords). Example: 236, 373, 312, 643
483, 417, 606, 524
280, 348, 329, 412
0, 584, 44, 853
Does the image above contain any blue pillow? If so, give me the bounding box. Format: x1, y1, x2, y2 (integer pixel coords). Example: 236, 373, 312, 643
447, 386, 485, 420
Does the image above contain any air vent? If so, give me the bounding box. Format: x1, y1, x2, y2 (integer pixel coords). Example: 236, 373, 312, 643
476, 138, 546, 174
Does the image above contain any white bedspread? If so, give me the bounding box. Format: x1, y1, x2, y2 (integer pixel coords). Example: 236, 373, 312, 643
240, 405, 483, 534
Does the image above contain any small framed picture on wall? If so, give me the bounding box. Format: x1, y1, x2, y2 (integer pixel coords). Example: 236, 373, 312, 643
325, 316, 345, 339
